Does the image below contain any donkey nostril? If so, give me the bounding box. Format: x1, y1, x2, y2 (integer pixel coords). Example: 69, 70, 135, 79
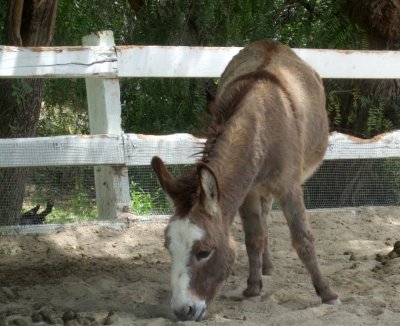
187, 305, 195, 317
173, 305, 196, 321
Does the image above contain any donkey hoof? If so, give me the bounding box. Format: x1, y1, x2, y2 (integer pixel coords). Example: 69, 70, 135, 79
243, 280, 262, 297
243, 287, 261, 297
324, 297, 342, 305
262, 265, 274, 275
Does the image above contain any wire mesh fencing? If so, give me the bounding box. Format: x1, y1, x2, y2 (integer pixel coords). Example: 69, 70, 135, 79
0, 158, 398, 227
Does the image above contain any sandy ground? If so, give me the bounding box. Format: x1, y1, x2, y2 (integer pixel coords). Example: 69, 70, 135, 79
0, 206, 399, 325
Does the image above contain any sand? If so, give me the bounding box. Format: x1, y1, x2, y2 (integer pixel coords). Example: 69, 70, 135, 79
0, 206, 399, 325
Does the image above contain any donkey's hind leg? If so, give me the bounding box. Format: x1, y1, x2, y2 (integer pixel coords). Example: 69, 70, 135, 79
239, 190, 273, 297
261, 194, 274, 275
279, 185, 340, 304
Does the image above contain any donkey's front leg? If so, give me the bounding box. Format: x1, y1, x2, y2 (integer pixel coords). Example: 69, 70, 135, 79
280, 186, 340, 304
239, 191, 271, 297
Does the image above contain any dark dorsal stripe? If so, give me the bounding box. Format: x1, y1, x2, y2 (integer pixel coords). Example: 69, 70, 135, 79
202, 69, 299, 163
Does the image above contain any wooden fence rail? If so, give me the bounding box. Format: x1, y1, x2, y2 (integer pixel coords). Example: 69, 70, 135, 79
1, 132, 400, 168
3, 44, 400, 79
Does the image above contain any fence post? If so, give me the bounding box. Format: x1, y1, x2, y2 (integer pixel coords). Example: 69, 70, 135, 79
82, 31, 131, 219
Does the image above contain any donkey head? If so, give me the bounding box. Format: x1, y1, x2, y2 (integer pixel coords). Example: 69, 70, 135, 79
151, 156, 236, 321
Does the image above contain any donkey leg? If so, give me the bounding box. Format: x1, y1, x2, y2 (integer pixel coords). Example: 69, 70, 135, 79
239, 190, 266, 297
261, 194, 274, 275
280, 186, 340, 304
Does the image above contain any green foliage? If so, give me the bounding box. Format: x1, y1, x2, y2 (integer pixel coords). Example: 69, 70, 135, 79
24, 167, 97, 223
70, 184, 97, 219
40, 0, 134, 136
3, 245, 17, 256
36, 0, 386, 138
0, 0, 394, 139
23, 195, 98, 224
0, 1, 6, 44
311, 0, 368, 49
40, 81, 86, 136
327, 81, 394, 138
327, 90, 343, 128
118, 0, 371, 135
363, 97, 394, 136
121, 79, 207, 134
45, 204, 97, 224
131, 182, 154, 215
38, 104, 89, 136
130, 182, 170, 215
54, 1, 132, 46
11, 80, 33, 105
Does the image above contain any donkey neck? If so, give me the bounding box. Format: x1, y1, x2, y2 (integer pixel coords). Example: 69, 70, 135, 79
204, 113, 262, 225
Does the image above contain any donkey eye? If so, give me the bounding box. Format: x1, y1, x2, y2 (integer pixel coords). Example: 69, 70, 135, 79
196, 250, 213, 261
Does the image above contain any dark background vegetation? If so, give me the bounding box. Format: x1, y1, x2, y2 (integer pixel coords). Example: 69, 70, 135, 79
0, 0, 399, 224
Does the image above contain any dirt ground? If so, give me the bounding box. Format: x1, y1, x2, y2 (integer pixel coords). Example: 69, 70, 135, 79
0, 206, 399, 325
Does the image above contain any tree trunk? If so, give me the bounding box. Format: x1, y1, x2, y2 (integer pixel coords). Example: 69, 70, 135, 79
0, 0, 58, 225
347, 0, 400, 49
343, 0, 400, 136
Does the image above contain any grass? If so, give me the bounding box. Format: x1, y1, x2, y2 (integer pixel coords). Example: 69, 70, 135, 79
130, 182, 171, 215
22, 182, 171, 224
24, 185, 98, 224
3, 245, 17, 256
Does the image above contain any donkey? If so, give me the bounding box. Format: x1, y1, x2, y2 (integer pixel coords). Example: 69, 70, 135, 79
151, 39, 340, 322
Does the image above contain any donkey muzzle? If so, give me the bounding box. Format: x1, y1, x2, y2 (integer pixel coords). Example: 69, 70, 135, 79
172, 301, 207, 321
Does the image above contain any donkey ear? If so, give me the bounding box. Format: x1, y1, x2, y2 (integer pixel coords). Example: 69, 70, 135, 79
151, 156, 177, 199
197, 163, 220, 216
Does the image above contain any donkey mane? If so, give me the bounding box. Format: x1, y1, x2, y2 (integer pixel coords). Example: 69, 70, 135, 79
202, 68, 296, 163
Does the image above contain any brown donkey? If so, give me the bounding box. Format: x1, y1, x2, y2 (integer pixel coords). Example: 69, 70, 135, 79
151, 39, 340, 321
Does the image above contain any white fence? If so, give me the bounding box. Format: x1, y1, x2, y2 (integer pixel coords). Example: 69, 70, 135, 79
1, 31, 400, 219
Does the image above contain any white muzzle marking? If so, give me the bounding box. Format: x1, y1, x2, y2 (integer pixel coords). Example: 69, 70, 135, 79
167, 218, 207, 320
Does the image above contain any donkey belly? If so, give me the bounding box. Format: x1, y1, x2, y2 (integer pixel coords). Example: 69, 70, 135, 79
301, 111, 329, 182
251, 117, 328, 195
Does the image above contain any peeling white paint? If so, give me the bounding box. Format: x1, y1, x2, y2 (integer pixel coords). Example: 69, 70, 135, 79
0, 131, 399, 168
1, 44, 400, 79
